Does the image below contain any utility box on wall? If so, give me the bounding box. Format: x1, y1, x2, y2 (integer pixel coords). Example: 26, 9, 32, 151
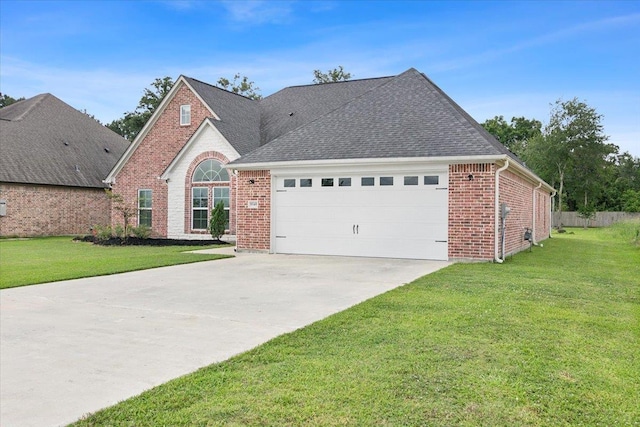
0, 199, 6, 217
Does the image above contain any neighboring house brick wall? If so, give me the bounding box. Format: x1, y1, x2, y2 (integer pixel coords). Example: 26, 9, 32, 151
236, 170, 270, 251
111, 83, 212, 236
0, 183, 110, 237
448, 163, 496, 260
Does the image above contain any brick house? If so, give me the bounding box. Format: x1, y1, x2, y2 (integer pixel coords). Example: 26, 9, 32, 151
105, 68, 554, 261
0, 94, 129, 237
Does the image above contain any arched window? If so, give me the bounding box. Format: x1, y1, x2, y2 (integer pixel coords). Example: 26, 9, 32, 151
190, 159, 230, 231
193, 159, 229, 182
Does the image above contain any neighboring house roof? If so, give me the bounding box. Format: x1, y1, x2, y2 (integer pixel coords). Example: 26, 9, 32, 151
231, 68, 516, 165
0, 93, 129, 188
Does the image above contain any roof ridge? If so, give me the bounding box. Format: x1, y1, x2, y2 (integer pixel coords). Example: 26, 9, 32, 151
0, 93, 52, 122
413, 71, 519, 162
281, 74, 395, 91
183, 75, 259, 101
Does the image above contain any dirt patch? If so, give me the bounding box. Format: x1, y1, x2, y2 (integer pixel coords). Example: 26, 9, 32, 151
75, 236, 228, 246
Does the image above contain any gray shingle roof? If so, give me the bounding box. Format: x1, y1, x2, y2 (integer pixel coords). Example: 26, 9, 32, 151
0, 94, 129, 188
183, 77, 261, 156
230, 68, 515, 165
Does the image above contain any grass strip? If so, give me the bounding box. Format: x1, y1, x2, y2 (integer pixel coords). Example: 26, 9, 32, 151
0, 237, 231, 289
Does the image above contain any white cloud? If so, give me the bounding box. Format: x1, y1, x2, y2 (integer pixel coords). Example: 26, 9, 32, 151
219, 0, 295, 25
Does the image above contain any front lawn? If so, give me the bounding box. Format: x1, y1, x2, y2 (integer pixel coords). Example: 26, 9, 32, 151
0, 237, 231, 289
73, 227, 639, 426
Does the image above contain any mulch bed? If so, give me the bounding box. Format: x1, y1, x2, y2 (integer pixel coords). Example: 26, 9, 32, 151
75, 235, 228, 246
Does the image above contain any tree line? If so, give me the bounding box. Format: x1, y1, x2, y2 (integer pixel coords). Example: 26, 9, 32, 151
480, 100, 639, 214
2, 67, 637, 213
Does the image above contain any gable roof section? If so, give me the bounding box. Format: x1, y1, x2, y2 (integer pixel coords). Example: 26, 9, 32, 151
0, 94, 129, 188
184, 77, 261, 156
160, 117, 241, 180
231, 68, 515, 166
106, 76, 261, 183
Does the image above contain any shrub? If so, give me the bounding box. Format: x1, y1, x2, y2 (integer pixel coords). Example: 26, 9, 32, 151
130, 225, 151, 239
93, 225, 113, 241
209, 201, 226, 240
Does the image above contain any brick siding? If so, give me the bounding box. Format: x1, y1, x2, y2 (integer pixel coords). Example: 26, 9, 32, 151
111, 83, 212, 237
448, 163, 496, 260
0, 183, 110, 237
499, 170, 550, 257
235, 170, 270, 251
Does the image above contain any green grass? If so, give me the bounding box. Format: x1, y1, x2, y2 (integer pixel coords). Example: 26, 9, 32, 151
0, 237, 231, 289
72, 227, 639, 426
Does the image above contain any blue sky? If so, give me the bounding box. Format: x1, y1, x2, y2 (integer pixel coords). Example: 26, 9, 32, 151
1, 0, 639, 155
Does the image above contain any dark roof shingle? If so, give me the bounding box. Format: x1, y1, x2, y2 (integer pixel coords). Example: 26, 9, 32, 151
230, 68, 514, 165
0, 94, 129, 188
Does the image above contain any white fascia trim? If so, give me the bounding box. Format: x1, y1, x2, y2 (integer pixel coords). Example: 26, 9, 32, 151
502, 158, 555, 193
229, 155, 506, 172
104, 76, 219, 184
159, 119, 240, 181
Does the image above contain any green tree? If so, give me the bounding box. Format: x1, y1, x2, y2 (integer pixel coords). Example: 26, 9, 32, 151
209, 201, 227, 240
217, 74, 262, 100
312, 66, 352, 84
621, 189, 640, 212
481, 115, 541, 157
524, 98, 617, 225
0, 93, 25, 108
106, 77, 174, 140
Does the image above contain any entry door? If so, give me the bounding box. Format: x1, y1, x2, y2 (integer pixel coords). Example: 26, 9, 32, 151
273, 172, 448, 260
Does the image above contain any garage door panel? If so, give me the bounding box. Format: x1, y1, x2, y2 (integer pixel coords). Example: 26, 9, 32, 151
273, 172, 449, 260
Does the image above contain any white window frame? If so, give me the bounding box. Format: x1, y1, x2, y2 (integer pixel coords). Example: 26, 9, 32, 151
138, 189, 152, 227
180, 104, 191, 126
192, 187, 209, 230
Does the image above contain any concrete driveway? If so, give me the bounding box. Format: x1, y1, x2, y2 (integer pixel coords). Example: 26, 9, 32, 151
1, 249, 449, 427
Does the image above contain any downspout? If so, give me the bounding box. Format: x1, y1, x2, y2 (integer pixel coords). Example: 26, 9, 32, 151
532, 182, 542, 244
550, 189, 557, 237
494, 160, 510, 263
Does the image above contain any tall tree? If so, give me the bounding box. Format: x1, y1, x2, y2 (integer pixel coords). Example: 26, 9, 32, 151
312, 66, 352, 84
0, 93, 25, 108
216, 74, 262, 100
106, 77, 174, 140
481, 115, 542, 157
524, 98, 617, 224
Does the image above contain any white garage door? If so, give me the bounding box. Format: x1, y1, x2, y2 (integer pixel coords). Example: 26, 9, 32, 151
273, 171, 448, 260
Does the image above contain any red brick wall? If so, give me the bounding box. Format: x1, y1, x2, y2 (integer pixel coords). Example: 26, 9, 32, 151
235, 170, 270, 251
0, 183, 110, 237
448, 163, 496, 260
499, 170, 551, 257
111, 83, 212, 236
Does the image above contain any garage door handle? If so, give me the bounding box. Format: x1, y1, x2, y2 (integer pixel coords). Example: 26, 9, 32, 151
353, 224, 355, 234
356, 225, 359, 234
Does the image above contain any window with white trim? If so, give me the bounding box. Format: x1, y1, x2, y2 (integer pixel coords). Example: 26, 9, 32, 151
193, 159, 229, 182
180, 104, 191, 126
213, 187, 230, 229
192, 187, 208, 230
190, 159, 230, 232
138, 189, 152, 227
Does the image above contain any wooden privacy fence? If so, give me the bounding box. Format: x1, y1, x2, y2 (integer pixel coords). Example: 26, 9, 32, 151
553, 212, 640, 228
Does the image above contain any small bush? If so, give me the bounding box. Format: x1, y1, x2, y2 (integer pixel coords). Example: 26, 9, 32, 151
130, 225, 151, 239
114, 224, 125, 239
93, 225, 113, 241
